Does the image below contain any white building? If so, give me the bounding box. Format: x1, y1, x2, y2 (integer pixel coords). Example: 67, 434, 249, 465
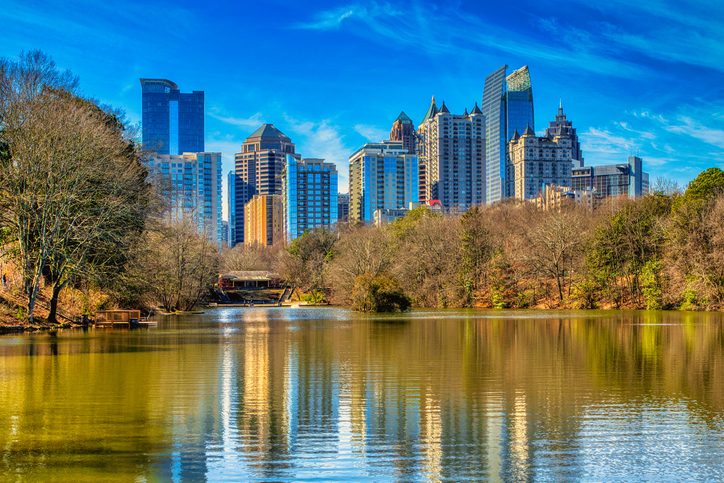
506, 124, 573, 200
418, 98, 486, 211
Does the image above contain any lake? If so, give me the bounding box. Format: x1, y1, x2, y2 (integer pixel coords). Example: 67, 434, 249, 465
1, 308, 723, 482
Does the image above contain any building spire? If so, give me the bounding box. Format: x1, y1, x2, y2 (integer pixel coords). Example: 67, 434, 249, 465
421, 95, 439, 124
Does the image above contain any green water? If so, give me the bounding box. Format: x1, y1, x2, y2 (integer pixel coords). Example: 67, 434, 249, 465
1, 308, 723, 481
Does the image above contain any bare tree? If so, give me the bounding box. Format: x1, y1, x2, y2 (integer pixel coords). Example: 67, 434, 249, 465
129, 219, 219, 312
0, 52, 150, 323
328, 225, 396, 306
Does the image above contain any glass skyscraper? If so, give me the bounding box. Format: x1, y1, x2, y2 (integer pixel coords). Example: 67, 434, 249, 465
482, 65, 534, 204
227, 171, 237, 247
140, 78, 204, 155
145, 152, 223, 246
283, 156, 338, 241
348, 141, 420, 223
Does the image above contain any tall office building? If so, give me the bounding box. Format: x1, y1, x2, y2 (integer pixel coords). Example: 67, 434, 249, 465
140, 79, 204, 155
282, 157, 338, 241
244, 194, 282, 247
506, 124, 573, 200
482, 65, 534, 203
234, 124, 299, 245
227, 171, 237, 247
348, 140, 419, 224
390, 111, 417, 155
417, 96, 439, 202
546, 101, 583, 166
418, 100, 485, 211
145, 152, 223, 245
572, 156, 649, 198
337, 193, 349, 223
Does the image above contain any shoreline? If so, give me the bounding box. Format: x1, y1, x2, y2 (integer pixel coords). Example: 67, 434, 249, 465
2, 305, 721, 334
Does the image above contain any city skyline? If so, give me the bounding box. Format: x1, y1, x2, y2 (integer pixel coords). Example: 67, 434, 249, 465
2, 0, 722, 197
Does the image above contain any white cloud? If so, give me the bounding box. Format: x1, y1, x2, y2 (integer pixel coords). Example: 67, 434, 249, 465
284, 115, 353, 192
354, 124, 388, 142
582, 101, 724, 185
209, 111, 264, 128
297, 1, 648, 78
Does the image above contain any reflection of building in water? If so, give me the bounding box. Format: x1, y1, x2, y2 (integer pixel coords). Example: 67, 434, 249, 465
239, 313, 290, 466
508, 393, 530, 479
421, 394, 443, 481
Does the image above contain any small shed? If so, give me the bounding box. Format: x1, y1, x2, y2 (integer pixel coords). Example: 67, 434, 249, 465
95, 310, 141, 328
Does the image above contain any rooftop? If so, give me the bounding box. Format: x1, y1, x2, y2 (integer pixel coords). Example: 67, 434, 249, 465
245, 124, 291, 142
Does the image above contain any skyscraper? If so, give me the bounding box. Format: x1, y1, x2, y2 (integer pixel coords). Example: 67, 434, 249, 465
245, 194, 282, 247
234, 124, 299, 245
546, 101, 584, 166
506, 124, 573, 200
227, 171, 237, 247
572, 156, 649, 198
145, 152, 223, 246
418, 100, 486, 211
390, 111, 417, 155
482, 65, 534, 204
348, 141, 419, 224
140, 79, 204, 155
282, 157, 338, 241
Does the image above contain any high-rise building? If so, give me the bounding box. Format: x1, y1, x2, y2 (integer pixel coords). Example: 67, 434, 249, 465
506, 124, 573, 200
282, 157, 338, 241
390, 111, 417, 155
227, 171, 237, 247
418, 100, 486, 211
140, 79, 204, 155
234, 124, 299, 245
145, 152, 223, 245
244, 195, 282, 247
417, 96, 439, 202
220, 220, 229, 246
572, 156, 649, 198
546, 101, 583, 166
482, 65, 534, 203
337, 193, 349, 223
348, 141, 420, 224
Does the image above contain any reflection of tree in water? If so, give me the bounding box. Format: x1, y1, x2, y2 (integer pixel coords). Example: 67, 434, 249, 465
2, 310, 724, 481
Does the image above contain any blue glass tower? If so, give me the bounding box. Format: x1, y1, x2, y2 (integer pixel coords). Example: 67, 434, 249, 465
283, 156, 338, 241
227, 170, 237, 247
482, 65, 534, 203
140, 78, 204, 155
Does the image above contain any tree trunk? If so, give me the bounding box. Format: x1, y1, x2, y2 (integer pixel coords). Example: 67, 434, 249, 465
48, 282, 64, 324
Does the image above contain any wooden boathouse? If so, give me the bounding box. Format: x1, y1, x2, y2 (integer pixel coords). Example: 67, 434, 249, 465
95, 310, 141, 328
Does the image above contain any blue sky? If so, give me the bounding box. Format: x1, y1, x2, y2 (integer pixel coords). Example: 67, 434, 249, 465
2, 0, 723, 201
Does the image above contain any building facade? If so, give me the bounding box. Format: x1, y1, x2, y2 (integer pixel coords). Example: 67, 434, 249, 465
140, 78, 204, 155
227, 170, 237, 247
482, 65, 535, 204
418, 100, 485, 211
348, 141, 420, 224
572, 156, 649, 198
234, 124, 299, 245
390, 111, 417, 155
506, 124, 573, 200
146, 152, 223, 245
244, 194, 282, 247
337, 193, 349, 223
282, 157, 339, 241
545, 101, 584, 166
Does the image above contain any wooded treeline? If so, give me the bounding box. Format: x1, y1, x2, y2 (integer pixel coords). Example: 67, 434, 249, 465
2, 50, 723, 321
260, 167, 724, 312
